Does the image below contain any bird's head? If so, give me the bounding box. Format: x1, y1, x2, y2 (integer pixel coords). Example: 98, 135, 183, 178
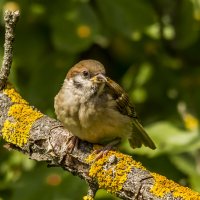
66, 59, 107, 92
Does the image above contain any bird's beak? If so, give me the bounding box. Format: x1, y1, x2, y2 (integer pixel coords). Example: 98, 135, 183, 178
90, 74, 107, 84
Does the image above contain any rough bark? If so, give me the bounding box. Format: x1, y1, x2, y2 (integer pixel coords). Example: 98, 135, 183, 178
0, 10, 19, 90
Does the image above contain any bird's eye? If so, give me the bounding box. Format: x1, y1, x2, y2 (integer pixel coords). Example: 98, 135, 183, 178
82, 70, 90, 78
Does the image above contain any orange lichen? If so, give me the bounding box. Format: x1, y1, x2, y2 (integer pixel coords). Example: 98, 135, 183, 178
2, 88, 43, 147
151, 172, 200, 199
86, 150, 145, 194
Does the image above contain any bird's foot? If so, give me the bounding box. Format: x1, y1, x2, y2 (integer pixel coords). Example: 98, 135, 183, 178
67, 135, 79, 153
93, 138, 121, 161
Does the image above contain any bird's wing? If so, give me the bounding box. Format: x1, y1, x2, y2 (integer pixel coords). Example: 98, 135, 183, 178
105, 77, 137, 118
105, 77, 156, 150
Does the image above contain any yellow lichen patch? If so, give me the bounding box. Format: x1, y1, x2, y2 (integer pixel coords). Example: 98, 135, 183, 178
86, 150, 145, 194
151, 173, 200, 199
82, 195, 94, 200
3, 88, 27, 104
2, 88, 43, 147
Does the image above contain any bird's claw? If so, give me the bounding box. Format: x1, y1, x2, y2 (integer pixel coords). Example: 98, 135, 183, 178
93, 138, 121, 161
67, 135, 79, 153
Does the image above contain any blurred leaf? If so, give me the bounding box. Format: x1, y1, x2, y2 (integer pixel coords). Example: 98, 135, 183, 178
192, 0, 200, 21
170, 154, 200, 192
170, 154, 197, 176
135, 63, 153, 86
145, 23, 160, 39
190, 175, 200, 192
131, 87, 147, 103
0, 150, 35, 193
174, 0, 199, 49
122, 62, 153, 102
11, 164, 87, 200
96, 0, 156, 38
22, 52, 76, 112
50, 3, 100, 53
127, 121, 199, 156
96, 189, 120, 200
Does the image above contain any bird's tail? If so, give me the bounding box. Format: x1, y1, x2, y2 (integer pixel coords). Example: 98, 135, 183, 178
129, 119, 156, 149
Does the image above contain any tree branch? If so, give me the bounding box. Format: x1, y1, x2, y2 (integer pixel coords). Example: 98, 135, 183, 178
0, 10, 200, 200
0, 10, 19, 90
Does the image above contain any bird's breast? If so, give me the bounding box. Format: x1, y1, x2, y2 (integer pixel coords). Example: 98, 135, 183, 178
77, 95, 132, 143
54, 86, 82, 133
54, 86, 132, 144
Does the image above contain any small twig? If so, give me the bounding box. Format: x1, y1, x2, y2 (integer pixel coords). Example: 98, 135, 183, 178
0, 10, 20, 90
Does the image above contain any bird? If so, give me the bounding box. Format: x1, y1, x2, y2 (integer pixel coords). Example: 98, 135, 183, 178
54, 59, 156, 153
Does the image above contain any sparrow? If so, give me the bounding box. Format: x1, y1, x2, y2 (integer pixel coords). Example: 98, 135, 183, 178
54, 59, 156, 152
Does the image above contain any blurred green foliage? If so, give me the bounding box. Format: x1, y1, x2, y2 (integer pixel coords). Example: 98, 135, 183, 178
0, 0, 200, 199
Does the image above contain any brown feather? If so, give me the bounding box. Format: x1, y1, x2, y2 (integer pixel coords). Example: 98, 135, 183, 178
105, 77, 156, 149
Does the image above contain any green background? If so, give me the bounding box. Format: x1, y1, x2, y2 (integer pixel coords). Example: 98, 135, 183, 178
0, 0, 200, 199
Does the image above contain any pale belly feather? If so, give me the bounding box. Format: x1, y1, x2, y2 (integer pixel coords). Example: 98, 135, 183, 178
75, 100, 132, 144
55, 82, 132, 144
